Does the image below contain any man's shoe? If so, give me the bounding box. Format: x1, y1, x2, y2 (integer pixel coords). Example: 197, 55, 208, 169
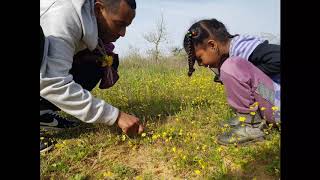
40, 110, 80, 130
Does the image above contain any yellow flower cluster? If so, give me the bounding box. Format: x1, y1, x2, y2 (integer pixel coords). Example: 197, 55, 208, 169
100, 55, 113, 67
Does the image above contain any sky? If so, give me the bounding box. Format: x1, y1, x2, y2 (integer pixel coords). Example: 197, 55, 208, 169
113, 0, 280, 57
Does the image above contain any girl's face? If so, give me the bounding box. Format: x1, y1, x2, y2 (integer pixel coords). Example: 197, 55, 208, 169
194, 40, 220, 68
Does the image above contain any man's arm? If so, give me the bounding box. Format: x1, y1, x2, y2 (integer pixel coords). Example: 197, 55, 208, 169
40, 0, 119, 125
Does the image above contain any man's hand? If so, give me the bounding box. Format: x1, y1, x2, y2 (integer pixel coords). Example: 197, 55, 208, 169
116, 112, 144, 137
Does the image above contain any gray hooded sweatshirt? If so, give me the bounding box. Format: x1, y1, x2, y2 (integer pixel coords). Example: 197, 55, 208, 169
40, 0, 119, 125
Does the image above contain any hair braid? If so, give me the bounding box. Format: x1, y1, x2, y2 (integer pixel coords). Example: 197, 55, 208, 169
186, 34, 195, 76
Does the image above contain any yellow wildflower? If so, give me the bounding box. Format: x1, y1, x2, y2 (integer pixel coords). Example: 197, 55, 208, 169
162, 132, 167, 138
103, 171, 113, 177
250, 111, 256, 116
182, 155, 187, 160
239, 116, 246, 122
101, 55, 113, 67
194, 170, 201, 175
55, 143, 66, 149
202, 145, 207, 151
121, 135, 126, 141
141, 133, 146, 137
261, 107, 266, 111
179, 129, 183, 136
152, 134, 159, 140
172, 147, 177, 153
272, 106, 279, 111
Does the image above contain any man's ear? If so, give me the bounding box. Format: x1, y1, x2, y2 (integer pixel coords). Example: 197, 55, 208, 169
94, 0, 105, 18
207, 39, 218, 51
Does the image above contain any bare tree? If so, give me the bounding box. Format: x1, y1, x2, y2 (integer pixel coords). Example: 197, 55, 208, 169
143, 13, 168, 63
170, 46, 186, 58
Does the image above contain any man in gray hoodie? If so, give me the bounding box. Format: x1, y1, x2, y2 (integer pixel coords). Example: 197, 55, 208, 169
40, 0, 144, 153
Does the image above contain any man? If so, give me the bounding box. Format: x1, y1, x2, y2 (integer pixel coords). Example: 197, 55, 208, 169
40, 0, 144, 153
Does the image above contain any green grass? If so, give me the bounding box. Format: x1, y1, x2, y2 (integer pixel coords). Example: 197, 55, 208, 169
41, 57, 280, 179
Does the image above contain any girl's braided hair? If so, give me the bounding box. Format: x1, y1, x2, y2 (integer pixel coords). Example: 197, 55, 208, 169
183, 18, 238, 76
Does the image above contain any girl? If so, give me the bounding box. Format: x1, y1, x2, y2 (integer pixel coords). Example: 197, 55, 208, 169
183, 19, 280, 145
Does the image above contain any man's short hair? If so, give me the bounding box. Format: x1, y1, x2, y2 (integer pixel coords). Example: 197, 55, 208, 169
103, 0, 136, 13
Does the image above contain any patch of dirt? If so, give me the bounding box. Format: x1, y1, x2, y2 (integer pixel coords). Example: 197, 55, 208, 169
221, 156, 277, 180
97, 144, 179, 179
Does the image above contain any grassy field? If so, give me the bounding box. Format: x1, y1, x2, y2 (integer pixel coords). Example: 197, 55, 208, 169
40, 56, 280, 180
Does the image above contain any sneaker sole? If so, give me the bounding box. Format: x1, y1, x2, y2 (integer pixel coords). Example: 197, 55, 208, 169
40, 125, 65, 131
217, 136, 265, 146
40, 124, 80, 131
40, 144, 54, 153
219, 122, 265, 127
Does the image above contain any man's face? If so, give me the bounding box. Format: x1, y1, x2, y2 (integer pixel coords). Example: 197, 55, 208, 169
95, 0, 135, 43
